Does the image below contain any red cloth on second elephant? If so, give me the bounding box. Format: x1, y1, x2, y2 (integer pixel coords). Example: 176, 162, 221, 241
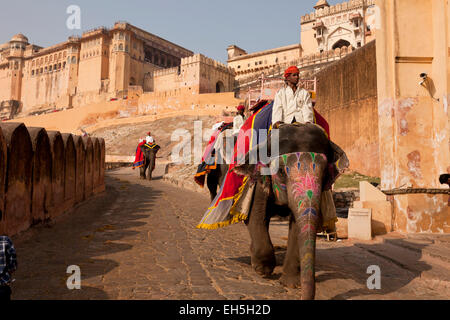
132, 141, 146, 169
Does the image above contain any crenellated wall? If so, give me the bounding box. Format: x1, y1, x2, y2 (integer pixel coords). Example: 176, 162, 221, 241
0, 123, 105, 237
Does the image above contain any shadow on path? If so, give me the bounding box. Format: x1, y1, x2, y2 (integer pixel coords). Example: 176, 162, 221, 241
11, 174, 163, 299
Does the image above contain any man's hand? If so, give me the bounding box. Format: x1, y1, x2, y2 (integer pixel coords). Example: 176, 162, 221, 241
273, 121, 284, 129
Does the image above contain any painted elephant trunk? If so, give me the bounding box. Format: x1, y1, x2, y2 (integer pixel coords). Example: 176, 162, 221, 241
286, 152, 328, 300
297, 205, 319, 300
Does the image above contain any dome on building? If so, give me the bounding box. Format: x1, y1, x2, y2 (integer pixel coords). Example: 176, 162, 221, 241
10, 33, 28, 43
314, 0, 330, 10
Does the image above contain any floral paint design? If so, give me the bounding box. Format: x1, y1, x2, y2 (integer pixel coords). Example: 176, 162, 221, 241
270, 151, 328, 295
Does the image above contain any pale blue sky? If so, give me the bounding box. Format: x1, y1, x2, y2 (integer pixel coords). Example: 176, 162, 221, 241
0, 0, 341, 63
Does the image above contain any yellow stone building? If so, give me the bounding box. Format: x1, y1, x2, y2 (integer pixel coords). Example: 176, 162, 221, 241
228, 0, 377, 82
300, 0, 376, 55
227, 44, 302, 80
0, 22, 235, 118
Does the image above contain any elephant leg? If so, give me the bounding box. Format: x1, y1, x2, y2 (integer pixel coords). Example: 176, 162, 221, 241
206, 172, 218, 201
148, 155, 155, 181
246, 183, 275, 277
143, 161, 149, 179
280, 214, 300, 288
139, 166, 146, 179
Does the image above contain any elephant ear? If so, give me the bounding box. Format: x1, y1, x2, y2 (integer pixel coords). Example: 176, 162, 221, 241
329, 140, 349, 171
232, 163, 259, 181
232, 146, 273, 196
231, 140, 262, 175
233, 163, 272, 196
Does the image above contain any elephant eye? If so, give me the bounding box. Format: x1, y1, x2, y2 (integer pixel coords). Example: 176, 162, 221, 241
275, 166, 286, 179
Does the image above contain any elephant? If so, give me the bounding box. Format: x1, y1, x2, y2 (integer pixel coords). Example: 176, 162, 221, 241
205, 128, 236, 201
233, 122, 345, 300
139, 143, 161, 181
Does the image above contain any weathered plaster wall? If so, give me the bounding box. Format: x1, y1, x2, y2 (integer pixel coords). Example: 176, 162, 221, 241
375, 0, 450, 233
315, 40, 379, 177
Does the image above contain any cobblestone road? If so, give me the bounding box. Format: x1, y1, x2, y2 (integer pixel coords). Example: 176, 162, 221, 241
10, 166, 450, 300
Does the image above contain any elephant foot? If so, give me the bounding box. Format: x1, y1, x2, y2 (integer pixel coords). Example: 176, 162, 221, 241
252, 263, 275, 277
251, 254, 276, 277
140, 176, 146, 180
280, 273, 300, 289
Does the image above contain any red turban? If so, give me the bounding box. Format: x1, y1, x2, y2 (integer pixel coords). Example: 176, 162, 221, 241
237, 105, 245, 111
284, 66, 299, 78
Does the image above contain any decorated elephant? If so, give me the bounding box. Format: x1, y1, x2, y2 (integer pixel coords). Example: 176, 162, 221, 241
233, 122, 347, 300
198, 127, 235, 201
139, 143, 160, 181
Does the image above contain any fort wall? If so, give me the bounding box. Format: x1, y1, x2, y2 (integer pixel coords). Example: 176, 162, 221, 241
0, 123, 105, 237
315, 40, 379, 177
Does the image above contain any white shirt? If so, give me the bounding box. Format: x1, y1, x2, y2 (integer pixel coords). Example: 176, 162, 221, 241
272, 86, 314, 124
232, 114, 245, 135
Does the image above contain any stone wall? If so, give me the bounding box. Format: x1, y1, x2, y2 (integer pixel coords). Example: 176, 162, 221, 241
137, 92, 241, 116
315, 40, 379, 177
0, 123, 105, 237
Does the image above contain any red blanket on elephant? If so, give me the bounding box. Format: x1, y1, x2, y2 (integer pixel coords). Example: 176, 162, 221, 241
132, 141, 146, 169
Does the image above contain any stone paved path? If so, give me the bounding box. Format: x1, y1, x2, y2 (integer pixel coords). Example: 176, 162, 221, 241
10, 166, 450, 300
